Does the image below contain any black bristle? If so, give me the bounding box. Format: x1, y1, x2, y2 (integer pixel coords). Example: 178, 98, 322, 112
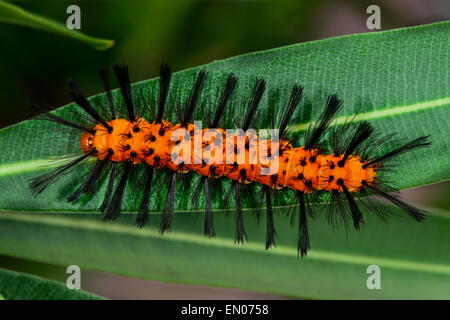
136, 167, 154, 228
190, 176, 216, 238
190, 176, 205, 210
305, 94, 342, 150
241, 183, 263, 220
211, 73, 238, 128
242, 79, 266, 131
29, 151, 94, 197
68, 79, 112, 132
277, 84, 304, 140
297, 192, 311, 258
363, 182, 426, 222
234, 183, 248, 244
339, 121, 374, 166
338, 180, 364, 230
113, 64, 135, 122
363, 135, 432, 168
326, 190, 351, 233
180, 70, 208, 127
265, 187, 276, 250
30, 103, 96, 134
67, 151, 112, 202
103, 161, 131, 221
357, 187, 392, 222
157, 63, 172, 123
160, 172, 177, 234
98, 68, 116, 119
204, 178, 216, 238
100, 163, 117, 213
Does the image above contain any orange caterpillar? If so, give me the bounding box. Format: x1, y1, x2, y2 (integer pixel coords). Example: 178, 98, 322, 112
80, 117, 377, 194
30, 64, 431, 257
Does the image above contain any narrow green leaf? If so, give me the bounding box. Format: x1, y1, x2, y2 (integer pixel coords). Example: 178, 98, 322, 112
0, 205, 449, 299
0, 268, 103, 300
0, 1, 114, 50
0, 21, 448, 213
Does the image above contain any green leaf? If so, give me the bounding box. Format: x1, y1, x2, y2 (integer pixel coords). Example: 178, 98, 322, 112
0, 1, 114, 50
0, 268, 103, 300
0, 206, 449, 299
0, 21, 448, 213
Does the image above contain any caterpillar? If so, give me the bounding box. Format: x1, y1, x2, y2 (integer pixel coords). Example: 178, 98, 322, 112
28, 63, 431, 257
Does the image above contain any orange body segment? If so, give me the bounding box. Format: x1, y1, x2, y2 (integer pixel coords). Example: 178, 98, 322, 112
80, 119, 378, 193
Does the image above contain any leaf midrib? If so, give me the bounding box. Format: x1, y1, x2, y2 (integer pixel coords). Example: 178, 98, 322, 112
293, 97, 450, 131
0, 96, 448, 178
1, 211, 450, 276
1, 203, 449, 218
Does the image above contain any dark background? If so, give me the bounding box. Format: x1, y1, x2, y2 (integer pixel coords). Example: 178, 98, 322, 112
0, 0, 448, 299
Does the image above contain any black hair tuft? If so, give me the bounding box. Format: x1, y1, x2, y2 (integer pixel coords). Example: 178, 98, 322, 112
68, 79, 113, 132
113, 63, 135, 122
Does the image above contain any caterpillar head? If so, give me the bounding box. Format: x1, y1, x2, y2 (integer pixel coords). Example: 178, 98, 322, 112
80, 131, 95, 154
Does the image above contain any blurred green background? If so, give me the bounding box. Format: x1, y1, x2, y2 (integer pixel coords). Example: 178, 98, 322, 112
0, 0, 448, 299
